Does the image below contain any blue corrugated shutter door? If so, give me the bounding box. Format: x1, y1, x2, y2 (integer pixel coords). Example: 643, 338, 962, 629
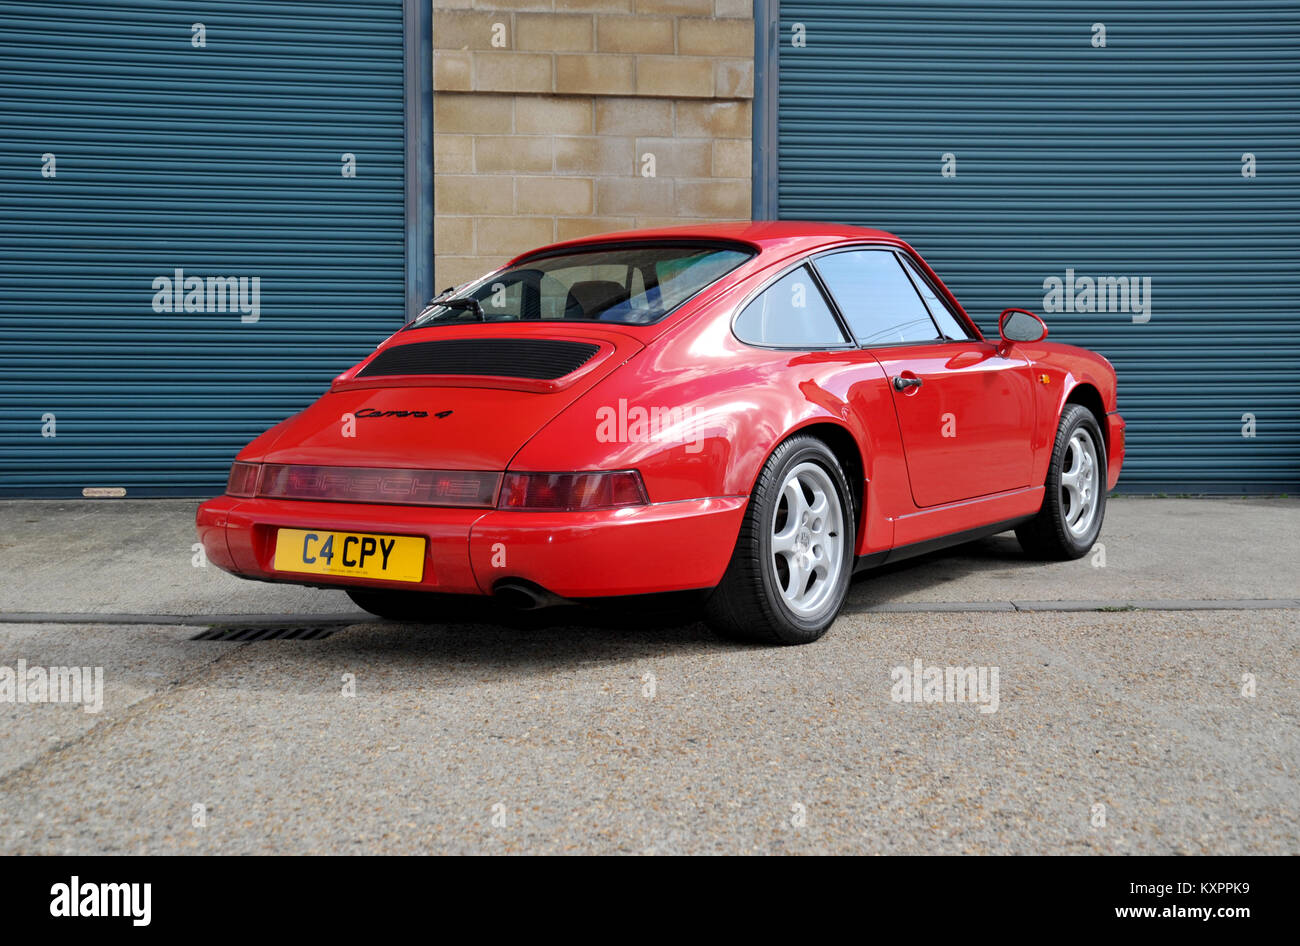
0, 0, 405, 495
778, 0, 1299, 492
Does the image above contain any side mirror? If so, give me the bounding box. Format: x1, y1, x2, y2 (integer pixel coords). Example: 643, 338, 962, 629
997, 308, 1048, 354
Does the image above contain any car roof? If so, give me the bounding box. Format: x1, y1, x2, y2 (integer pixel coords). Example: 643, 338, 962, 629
506, 220, 907, 266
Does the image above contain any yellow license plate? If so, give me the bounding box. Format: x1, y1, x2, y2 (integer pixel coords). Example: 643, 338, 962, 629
273, 528, 426, 583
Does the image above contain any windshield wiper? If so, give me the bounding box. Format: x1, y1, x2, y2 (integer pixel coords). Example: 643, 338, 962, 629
442, 297, 485, 320
413, 296, 486, 324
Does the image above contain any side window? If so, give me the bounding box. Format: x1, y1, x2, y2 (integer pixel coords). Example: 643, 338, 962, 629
813, 249, 941, 345
734, 265, 848, 348
900, 255, 972, 340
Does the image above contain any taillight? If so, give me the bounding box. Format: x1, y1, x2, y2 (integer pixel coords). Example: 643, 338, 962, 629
497, 471, 648, 511
258, 464, 499, 508
226, 462, 261, 497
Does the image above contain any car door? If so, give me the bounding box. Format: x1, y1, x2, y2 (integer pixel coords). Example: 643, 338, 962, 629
812, 247, 1035, 508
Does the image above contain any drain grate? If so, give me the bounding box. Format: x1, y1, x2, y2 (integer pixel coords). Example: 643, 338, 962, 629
191, 624, 338, 642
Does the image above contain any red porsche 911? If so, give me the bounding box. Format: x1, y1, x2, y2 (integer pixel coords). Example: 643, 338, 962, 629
197, 222, 1124, 644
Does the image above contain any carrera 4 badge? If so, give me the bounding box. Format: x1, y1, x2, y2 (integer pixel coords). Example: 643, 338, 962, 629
353, 408, 453, 419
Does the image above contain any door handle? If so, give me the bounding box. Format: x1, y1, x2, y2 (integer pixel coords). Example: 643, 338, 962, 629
893, 375, 923, 391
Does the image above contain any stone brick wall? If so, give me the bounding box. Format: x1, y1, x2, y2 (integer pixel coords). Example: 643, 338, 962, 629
433, 0, 754, 291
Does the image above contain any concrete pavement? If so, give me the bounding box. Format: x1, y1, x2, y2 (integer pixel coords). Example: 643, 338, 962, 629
0, 496, 1296, 854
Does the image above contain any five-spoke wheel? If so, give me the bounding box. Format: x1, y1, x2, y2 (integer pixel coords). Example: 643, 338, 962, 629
770, 461, 846, 618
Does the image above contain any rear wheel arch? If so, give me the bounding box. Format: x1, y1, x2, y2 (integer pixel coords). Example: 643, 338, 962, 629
755, 421, 865, 526
713, 420, 866, 577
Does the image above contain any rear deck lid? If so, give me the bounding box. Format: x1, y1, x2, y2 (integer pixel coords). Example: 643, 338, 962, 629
252, 324, 644, 471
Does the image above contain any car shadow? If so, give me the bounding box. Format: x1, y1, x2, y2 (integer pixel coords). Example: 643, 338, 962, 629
310, 533, 1032, 677
312, 606, 731, 687
845, 532, 1028, 609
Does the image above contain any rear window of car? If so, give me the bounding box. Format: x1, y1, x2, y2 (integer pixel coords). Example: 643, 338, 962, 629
410, 242, 754, 327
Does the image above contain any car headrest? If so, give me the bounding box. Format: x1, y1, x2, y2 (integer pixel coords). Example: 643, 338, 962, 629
564, 280, 630, 320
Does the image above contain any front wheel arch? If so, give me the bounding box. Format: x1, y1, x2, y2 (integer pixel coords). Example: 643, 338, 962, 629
1063, 382, 1108, 451
1017, 403, 1107, 560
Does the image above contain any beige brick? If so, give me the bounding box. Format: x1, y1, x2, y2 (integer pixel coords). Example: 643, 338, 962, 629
636, 56, 714, 97
714, 58, 754, 98
516, 95, 593, 134
436, 175, 515, 214
634, 137, 712, 177
475, 135, 553, 173
595, 96, 673, 135
473, 51, 553, 93
517, 176, 595, 214
676, 99, 751, 138
435, 133, 473, 173
712, 137, 751, 178
476, 216, 555, 256
596, 177, 674, 215
554, 136, 635, 175
435, 215, 474, 253
555, 53, 635, 94
434, 0, 474, 10
434, 50, 473, 91
596, 15, 674, 54
714, 0, 754, 17
556, 0, 632, 11
473, 0, 550, 9
634, 0, 711, 14
555, 215, 636, 241
516, 13, 594, 52
436, 93, 513, 134
675, 178, 750, 218
433, 11, 501, 50
677, 17, 753, 56
632, 215, 697, 229
435, 256, 505, 294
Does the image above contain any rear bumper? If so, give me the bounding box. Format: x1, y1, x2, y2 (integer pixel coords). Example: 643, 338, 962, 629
196, 494, 747, 599
1106, 410, 1126, 490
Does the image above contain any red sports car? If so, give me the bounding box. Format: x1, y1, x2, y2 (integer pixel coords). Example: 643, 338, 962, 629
197, 222, 1124, 644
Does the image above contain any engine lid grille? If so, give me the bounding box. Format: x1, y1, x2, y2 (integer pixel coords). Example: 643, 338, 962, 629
358, 338, 602, 381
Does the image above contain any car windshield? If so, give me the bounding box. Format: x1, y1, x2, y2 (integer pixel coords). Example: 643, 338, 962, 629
409, 242, 754, 327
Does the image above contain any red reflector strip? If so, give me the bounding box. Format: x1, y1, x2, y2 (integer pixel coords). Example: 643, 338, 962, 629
258, 464, 500, 508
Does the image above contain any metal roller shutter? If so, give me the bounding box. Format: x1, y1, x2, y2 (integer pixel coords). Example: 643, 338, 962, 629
777, 0, 1299, 492
0, 0, 405, 495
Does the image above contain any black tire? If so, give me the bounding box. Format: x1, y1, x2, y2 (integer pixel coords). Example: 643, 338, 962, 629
1015, 403, 1107, 560
344, 588, 486, 623
705, 435, 856, 645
